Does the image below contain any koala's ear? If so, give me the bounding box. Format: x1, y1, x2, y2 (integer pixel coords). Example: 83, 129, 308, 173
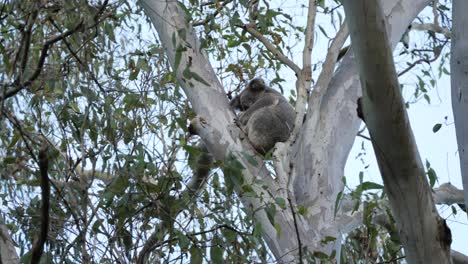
247, 78, 266, 91
230, 95, 241, 109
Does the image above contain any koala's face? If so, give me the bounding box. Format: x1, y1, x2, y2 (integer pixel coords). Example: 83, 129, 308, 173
238, 91, 261, 110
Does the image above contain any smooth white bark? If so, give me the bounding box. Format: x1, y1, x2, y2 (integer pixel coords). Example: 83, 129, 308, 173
451, 0, 468, 216
342, 0, 452, 263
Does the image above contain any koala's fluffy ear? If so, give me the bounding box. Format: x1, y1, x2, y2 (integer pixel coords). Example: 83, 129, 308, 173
230, 95, 241, 110
247, 78, 266, 91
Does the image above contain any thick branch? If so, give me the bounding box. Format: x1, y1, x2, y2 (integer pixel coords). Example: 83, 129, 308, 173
342, 1, 452, 263
411, 22, 451, 38
289, 0, 316, 144
30, 145, 50, 264
433, 183, 465, 205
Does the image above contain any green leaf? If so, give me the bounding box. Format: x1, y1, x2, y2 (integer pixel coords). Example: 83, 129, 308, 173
321, 236, 337, 245
91, 219, 103, 234
210, 246, 223, 264
178, 28, 187, 41
178, 231, 190, 251
318, 25, 329, 38
360, 181, 384, 190
314, 251, 330, 260
174, 46, 182, 71
190, 246, 202, 264
334, 191, 343, 217
241, 151, 258, 166
433, 123, 442, 133
297, 205, 307, 216
424, 94, 430, 104
275, 197, 287, 210
190, 71, 210, 86
265, 203, 276, 226
274, 222, 281, 238
253, 222, 262, 238
136, 58, 151, 72
427, 167, 437, 187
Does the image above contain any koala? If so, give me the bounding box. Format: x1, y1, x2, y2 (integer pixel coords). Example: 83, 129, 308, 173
230, 78, 295, 155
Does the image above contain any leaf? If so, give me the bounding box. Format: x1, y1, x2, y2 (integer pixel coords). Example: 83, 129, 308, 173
190, 246, 202, 264
432, 123, 442, 133
265, 203, 276, 226
274, 222, 281, 238
91, 219, 103, 234
210, 246, 223, 264
360, 181, 384, 190
190, 71, 210, 86
321, 236, 337, 245
318, 25, 329, 38
427, 167, 437, 187
178, 28, 187, 41
334, 191, 343, 217
241, 151, 258, 166
424, 94, 430, 104
253, 222, 262, 238
136, 58, 150, 72
174, 45, 183, 71
275, 197, 286, 210
314, 251, 330, 260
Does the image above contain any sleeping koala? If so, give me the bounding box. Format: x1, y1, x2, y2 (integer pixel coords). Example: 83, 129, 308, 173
230, 78, 295, 155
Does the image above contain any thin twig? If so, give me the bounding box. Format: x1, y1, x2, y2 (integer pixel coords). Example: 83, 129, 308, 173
192, 0, 232, 27
242, 24, 301, 74
288, 197, 303, 263
397, 40, 447, 76
302, 0, 316, 74
2, 20, 84, 101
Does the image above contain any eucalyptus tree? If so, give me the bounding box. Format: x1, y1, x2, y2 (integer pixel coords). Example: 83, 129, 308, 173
0, 0, 466, 263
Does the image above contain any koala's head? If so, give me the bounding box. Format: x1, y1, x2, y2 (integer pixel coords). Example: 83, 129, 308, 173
235, 78, 267, 110
246, 78, 266, 91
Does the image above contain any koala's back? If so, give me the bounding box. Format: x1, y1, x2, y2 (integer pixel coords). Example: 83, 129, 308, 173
245, 99, 295, 154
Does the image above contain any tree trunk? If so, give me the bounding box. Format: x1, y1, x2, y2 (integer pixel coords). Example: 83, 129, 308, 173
342, 0, 452, 263
0, 216, 19, 264
451, 0, 468, 216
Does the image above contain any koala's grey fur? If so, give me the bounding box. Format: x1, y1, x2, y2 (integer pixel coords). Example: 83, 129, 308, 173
230, 78, 295, 155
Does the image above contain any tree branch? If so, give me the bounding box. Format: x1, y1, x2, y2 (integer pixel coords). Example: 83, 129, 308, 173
30, 145, 50, 264
411, 22, 451, 38
2, 20, 84, 101
242, 23, 301, 74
